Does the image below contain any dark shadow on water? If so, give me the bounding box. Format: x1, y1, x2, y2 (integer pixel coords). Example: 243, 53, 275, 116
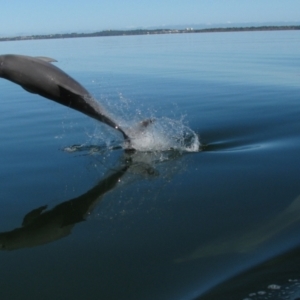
0, 165, 129, 251
0, 148, 185, 251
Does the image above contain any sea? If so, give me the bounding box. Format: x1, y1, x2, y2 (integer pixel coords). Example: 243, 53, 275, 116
1, 31, 300, 300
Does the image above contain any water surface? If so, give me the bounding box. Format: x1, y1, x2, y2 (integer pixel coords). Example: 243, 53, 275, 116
1, 31, 300, 300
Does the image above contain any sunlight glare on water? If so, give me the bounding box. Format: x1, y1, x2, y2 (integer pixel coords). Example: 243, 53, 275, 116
242, 280, 300, 300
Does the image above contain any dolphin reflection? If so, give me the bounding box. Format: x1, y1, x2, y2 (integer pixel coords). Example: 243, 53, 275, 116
0, 166, 128, 251
175, 194, 300, 262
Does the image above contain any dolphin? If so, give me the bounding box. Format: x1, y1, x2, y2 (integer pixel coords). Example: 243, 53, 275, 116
0, 54, 129, 141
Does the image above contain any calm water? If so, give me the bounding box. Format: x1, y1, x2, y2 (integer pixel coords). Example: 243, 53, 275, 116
1, 31, 300, 300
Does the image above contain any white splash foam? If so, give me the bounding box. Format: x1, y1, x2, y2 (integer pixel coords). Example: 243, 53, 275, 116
89, 93, 200, 153
123, 117, 200, 152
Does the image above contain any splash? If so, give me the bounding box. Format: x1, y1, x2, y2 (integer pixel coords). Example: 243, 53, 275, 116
118, 116, 200, 152
86, 92, 201, 153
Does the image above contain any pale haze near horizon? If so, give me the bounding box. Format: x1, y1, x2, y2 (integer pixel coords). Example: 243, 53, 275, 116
1, 0, 299, 37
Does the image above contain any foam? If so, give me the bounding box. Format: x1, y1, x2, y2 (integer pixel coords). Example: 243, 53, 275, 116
123, 117, 201, 152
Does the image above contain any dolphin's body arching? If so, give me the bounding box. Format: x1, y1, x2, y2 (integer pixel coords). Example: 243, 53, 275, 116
0, 54, 129, 140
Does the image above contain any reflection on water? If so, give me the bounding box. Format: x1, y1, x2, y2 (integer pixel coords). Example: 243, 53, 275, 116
200, 245, 300, 300
0, 149, 183, 252
176, 194, 300, 262
0, 165, 128, 251
1, 32, 300, 300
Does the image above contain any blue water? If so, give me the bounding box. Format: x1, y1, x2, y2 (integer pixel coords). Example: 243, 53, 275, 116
1, 31, 300, 300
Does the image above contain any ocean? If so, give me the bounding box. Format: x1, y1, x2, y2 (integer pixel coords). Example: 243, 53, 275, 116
0, 31, 300, 300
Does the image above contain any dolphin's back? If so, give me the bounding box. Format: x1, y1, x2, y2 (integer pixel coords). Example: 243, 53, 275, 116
1, 54, 90, 101
0, 54, 129, 140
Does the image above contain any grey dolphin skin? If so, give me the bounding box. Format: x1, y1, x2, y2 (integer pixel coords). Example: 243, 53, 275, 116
0, 54, 129, 140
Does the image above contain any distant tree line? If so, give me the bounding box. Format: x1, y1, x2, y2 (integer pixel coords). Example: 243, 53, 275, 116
0, 26, 299, 42
196, 26, 300, 33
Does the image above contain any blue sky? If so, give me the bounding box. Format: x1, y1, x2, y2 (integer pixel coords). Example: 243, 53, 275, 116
1, 0, 300, 36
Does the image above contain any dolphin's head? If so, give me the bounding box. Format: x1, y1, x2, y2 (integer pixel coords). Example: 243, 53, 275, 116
0, 55, 13, 79
0, 55, 5, 77
0, 54, 32, 86
0, 232, 9, 250
0, 54, 28, 80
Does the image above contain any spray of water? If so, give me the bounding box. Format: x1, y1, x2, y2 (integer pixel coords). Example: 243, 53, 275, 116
123, 116, 200, 152
100, 93, 200, 152
83, 91, 201, 153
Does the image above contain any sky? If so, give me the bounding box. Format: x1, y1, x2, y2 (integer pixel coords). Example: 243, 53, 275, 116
1, 0, 300, 36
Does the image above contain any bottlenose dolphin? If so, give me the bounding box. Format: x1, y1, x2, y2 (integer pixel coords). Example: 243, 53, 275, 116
0, 54, 129, 140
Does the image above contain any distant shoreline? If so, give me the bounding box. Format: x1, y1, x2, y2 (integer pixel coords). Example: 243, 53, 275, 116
1, 25, 299, 42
